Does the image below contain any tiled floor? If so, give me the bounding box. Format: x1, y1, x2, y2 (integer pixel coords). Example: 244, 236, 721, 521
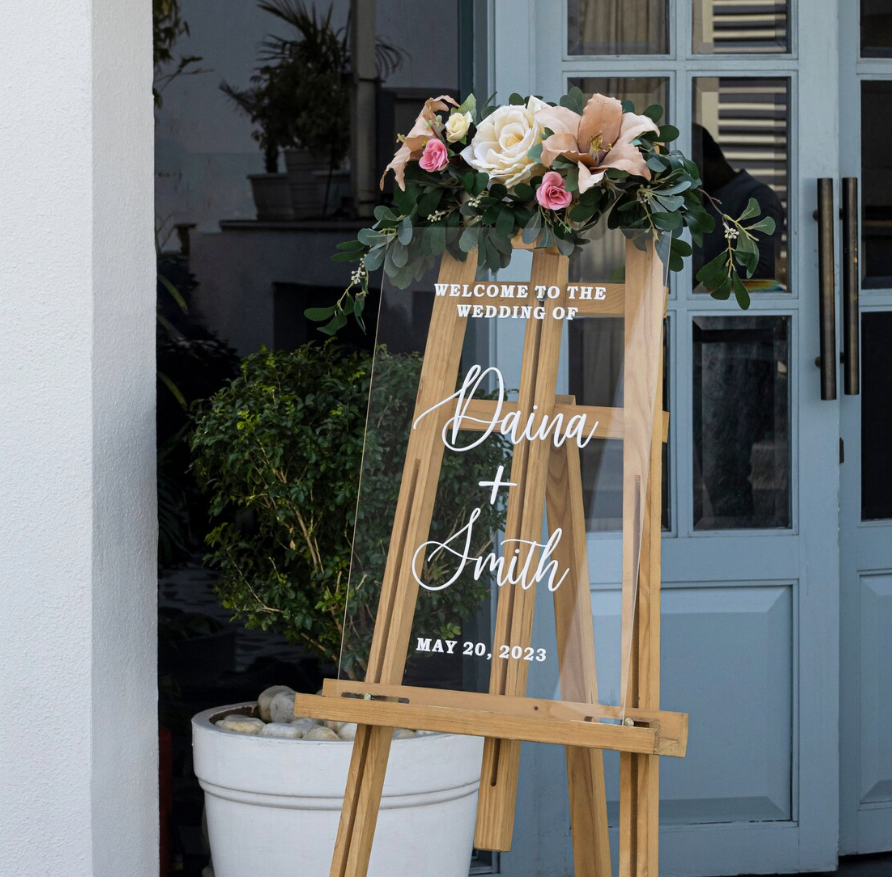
790, 853, 892, 877
709, 853, 892, 876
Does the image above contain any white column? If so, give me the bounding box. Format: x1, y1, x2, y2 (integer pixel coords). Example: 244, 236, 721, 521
0, 0, 157, 874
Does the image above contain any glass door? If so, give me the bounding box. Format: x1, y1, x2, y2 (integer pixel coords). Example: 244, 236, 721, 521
839, 0, 892, 856
490, 0, 842, 873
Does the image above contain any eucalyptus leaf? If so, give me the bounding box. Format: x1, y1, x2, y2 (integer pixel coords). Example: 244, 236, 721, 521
459, 226, 479, 253
643, 104, 664, 123
560, 86, 585, 115
391, 240, 409, 268
304, 306, 336, 322
522, 211, 542, 244
748, 216, 777, 236
364, 244, 386, 272
555, 235, 574, 256
739, 197, 761, 221
732, 273, 751, 310
428, 224, 447, 255
652, 211, 682, 231
496, 206, 515, 238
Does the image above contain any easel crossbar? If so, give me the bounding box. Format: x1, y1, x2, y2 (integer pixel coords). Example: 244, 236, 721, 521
293, 686, 687, 757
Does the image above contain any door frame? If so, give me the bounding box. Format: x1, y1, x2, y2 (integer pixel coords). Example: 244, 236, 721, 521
838, 0, 892, 856
486, 1, 842, 873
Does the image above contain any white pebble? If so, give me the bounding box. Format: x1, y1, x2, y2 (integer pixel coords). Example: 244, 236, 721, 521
324, 720, 346, 732
304, 726, 340, 741
337, 723, 358, 740
393, 728, 416, 739
260, 722, 305, 739
414, 729, 440, 736
257, 685, 295, 722
218, 716, 265, 735
290, 718, 319, 736
269, 691, 298, 724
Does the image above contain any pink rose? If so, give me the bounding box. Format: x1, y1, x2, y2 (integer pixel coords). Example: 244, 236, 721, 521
535, 171, 572, 210
419, 138, 449, 172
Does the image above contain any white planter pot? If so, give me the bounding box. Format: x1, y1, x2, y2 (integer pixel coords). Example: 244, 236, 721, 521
313, 167, 351, 218
193, 703, 483, 877
283, 149, 329, 219
248, 173, 294, 221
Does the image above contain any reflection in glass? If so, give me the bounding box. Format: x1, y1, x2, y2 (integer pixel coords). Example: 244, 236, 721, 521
567, 79, 669, 285
568, 319, 670, 532
568, 0, 668, 55
861, 0, 892, 58
861, 313, 892, 521
861, 82, 892, 288
693, 316, 790, 530
693, 0, 789, 54
692, 78, 788, 292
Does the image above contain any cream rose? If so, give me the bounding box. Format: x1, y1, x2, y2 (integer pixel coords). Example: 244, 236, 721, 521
445, 110, 472, 143
460, 96, 548, 187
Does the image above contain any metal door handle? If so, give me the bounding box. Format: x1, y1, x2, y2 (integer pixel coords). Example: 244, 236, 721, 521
816, 178, 837, 401
842, 177, 860, 395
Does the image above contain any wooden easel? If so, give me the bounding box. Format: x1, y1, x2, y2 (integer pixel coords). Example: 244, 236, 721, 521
294, 237, 686, 877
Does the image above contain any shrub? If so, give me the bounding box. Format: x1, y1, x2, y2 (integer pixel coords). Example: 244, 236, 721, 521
190, 343, 509, 677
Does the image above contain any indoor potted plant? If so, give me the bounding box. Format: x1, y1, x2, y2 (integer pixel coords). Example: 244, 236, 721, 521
189, 343, 509, 877
256, 0, 351, 219
220, 67, 295, 221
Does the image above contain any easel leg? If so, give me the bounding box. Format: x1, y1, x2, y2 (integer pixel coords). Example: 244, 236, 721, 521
619, 240, 665, 877
330, 725, 394, 877
476, 250, 569, 852
547, 431, 611, 877
329, 252, 475, 877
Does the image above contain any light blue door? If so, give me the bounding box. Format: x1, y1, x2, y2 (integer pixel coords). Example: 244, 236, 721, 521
488, 1, 842, 874
839, 0, 892, 857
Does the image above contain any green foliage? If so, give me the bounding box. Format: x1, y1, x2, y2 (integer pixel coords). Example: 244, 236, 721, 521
153, 0, 203, 107
315, 91, 776, 332
258, 1, 351, 163
190, 344, 510, 676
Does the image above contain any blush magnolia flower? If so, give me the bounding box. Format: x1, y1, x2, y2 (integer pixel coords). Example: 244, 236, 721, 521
536, 94, 659, 193
381, 94, 458, 190
460, 96, 548, 187
445, 110, 472, 143
536, 171, 572, 210
419, 138, 449, 172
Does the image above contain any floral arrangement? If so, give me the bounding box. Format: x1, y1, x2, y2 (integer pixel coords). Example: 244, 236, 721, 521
313, 89, 775, 334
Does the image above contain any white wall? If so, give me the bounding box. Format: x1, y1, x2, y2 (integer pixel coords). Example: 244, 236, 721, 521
0, 0, 157, 874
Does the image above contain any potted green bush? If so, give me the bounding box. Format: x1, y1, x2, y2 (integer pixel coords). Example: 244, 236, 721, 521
189, 342, 509, 877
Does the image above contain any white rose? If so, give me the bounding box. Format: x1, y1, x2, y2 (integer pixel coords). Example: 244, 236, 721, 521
460, 96, 548, 187
445, 111, 472, 143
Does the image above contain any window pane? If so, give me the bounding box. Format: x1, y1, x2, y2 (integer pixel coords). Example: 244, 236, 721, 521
693, 1, 790, 54
861, 0, 892, 58
692, 78, 789, 293
693, 316, 790, 530
861, 82, 892, 288
568, 319, 670, 533
568, 0, 668, 55
566, 79, 669, 284
862, 313, 892, 521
